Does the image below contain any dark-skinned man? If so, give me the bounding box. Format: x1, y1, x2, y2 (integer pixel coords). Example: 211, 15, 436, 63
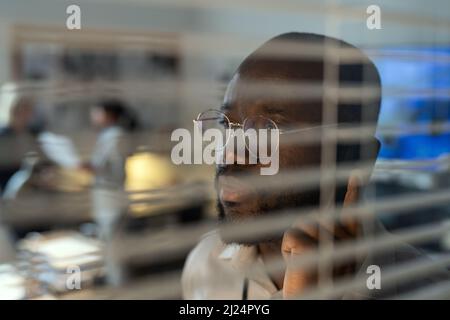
182, 32, 448, 299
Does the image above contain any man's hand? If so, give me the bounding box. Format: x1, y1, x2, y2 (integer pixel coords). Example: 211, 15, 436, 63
281, 174, 361, 299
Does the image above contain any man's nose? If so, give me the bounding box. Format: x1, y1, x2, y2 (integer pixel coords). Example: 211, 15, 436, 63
223, 140, 247, 164
223, 137, 248, 164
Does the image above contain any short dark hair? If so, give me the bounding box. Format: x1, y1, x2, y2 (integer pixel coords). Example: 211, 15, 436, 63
236, 32, 382, 203
96, 99, 126, 121
237, 32, 381, 163
96, 98, 138, 131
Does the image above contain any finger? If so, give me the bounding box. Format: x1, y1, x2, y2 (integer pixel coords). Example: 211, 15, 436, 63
282, 225, 343, 255
343, 173, 361, 208
335, 221, 358, 238
341, 172, 363, 237
283, 255, 317, 298
283, 227, 318, 248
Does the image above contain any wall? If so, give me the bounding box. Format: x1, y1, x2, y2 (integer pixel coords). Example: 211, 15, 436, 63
0, 0, 448, 126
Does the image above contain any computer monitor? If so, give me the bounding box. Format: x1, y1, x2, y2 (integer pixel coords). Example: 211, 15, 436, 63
374, 47, 450, 160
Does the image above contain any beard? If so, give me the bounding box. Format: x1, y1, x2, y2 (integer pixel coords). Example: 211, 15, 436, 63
217, 184, 321, 246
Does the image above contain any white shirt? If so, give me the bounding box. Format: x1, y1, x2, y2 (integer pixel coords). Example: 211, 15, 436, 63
182, 230, 282, 300
91, 126, 125, 188
181, 221, 445, 300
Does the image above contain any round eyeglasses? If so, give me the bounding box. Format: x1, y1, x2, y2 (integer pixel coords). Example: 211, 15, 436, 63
193, 109, 280, 158
193, 109, 341, 157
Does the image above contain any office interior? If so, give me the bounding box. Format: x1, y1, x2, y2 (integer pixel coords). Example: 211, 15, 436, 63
0, 0, 449, 300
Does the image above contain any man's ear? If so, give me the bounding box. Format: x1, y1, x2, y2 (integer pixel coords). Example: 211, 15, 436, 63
370, 137, 381, 164
339, 137, 379, 234
343, 137, 380, 206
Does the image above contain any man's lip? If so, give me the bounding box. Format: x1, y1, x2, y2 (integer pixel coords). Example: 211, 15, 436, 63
218, 175, 254, 204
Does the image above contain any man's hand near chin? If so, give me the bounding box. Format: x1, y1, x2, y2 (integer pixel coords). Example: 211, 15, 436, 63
281, 174, 361, 299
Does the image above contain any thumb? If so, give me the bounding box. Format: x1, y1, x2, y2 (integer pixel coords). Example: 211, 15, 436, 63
281, 228, 317, 299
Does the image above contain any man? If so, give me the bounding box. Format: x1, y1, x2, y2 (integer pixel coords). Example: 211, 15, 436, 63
182, 32, 447, 299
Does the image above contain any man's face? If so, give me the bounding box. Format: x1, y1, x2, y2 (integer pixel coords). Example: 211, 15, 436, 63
90, 107, 115, 130
216, 71, 324, 242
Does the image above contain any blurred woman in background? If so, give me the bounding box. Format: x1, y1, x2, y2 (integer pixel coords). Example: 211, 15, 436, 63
86, 98, 137, 243
87, 98, 137, 189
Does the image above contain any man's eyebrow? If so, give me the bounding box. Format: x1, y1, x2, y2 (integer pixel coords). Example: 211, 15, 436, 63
262, 104, 285, 114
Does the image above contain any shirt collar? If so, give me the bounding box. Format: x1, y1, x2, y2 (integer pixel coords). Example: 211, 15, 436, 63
216, 218, 392, 299
218, 243, 258, 270
218, 243, 279, 297
218, 243, 241, 260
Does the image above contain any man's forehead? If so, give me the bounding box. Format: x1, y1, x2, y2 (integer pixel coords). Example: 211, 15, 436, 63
223, 73, 239, 108
222, 71, 322, 122
224, 73, 295, 106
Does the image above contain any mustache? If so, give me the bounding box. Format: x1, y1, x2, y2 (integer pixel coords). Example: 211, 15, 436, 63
215, 164, 254, 192
215, 163, 259, 178
216, 164, 244, 177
